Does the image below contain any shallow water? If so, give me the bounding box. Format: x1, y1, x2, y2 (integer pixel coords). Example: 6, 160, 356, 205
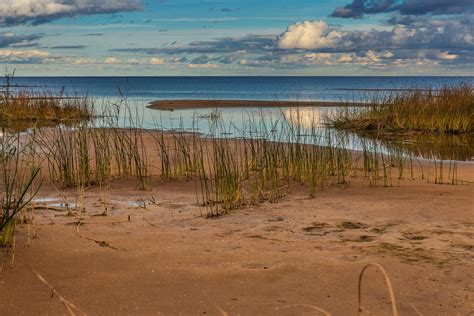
369, 133, 473, 162
32, 197, 78, 209
114, 104, 474, 162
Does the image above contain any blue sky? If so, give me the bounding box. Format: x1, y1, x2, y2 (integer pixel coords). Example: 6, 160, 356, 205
0, 0, 472, 76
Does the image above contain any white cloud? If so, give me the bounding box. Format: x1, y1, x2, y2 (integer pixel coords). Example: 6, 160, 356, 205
71, 57, 95, 65
305, 53, 332, 59
104, 57, 118, 64
338, 53, 354, 63
127, 58, 142, 65
281, 55, 301, 63
437, 51, 458, 60
278, 21, 342, 50
365, 50, 380, 62
188, 63, 218, 69
0, 0, 142, 26
150, 57, 164, 65
172, 57, 187, 63
127, 57, 165, 65
0, 49, 50, 62
70, 56, 166, 66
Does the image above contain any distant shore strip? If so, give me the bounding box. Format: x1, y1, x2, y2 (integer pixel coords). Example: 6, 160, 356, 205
148, 99, 366, 111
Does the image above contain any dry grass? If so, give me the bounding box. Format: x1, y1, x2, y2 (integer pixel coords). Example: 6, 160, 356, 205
0, 92, 92, 131
0, 132, 42, 247
328, 85, 473, 134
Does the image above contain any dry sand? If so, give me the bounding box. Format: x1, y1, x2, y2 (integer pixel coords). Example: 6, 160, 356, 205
147, 100, 364, 111
0, 161, 473, 315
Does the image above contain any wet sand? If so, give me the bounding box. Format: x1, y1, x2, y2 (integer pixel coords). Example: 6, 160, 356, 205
0, 138, 473, 315
147, 99, 364, 111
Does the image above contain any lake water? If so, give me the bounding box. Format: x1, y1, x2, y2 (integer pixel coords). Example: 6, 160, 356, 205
4, 76, 473, 102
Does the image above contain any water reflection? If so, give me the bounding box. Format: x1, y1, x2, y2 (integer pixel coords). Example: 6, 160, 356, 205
281, 108, 325, 129
0, 120, 82, 134
367, 133, 473, 161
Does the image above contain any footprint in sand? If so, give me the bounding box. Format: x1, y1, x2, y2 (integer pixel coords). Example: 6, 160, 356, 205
302, 222, 337, 236
302, 220, 399, 243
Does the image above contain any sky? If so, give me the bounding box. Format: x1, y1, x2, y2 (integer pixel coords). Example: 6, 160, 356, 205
0, 0, 473, 76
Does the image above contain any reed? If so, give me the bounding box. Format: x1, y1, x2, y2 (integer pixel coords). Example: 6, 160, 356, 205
431, 159, 458, 185
0, 72, 92, 131
149, 117, 199, 181
104, 99, 149, 188
328, 85, 473, 134
192, 108, 360, 216
195, 120, 246, 216
32, 98, 152, 190
91, 126, 113, 186
0, 130, 42, 247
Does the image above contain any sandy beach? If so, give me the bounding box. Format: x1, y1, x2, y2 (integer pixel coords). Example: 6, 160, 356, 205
0, 130, 472, 315
1, 0, 473, 313
147, 100, 365, 111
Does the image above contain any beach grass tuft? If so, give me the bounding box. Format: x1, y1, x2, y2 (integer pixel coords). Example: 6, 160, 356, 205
327, 85, 473, 134
0, 72, 92, 131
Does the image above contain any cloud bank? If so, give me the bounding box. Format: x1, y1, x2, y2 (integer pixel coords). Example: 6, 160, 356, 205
113, 16, 471, 71
331, 0, 474, 18
2, 0, 471, 74
0, 0, 142, 26
0, 49, 50, 63
0, 32, 42, 48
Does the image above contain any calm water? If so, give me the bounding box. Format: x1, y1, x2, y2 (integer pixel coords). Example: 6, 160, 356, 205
2, 76, 473, 161
3, 76, 473, 102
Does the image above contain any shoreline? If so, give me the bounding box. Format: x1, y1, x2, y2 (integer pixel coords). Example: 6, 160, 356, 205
147, 99, 365, 111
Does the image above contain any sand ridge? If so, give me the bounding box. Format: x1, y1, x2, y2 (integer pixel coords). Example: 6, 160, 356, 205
147, 99, 366, 111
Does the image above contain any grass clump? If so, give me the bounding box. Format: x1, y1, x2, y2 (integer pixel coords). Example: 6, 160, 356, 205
0, 93, 91, 122
0, 131, 42, 247
0, 73, 92, 131
0, 93, 92, 131
328, 85, 473, 134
